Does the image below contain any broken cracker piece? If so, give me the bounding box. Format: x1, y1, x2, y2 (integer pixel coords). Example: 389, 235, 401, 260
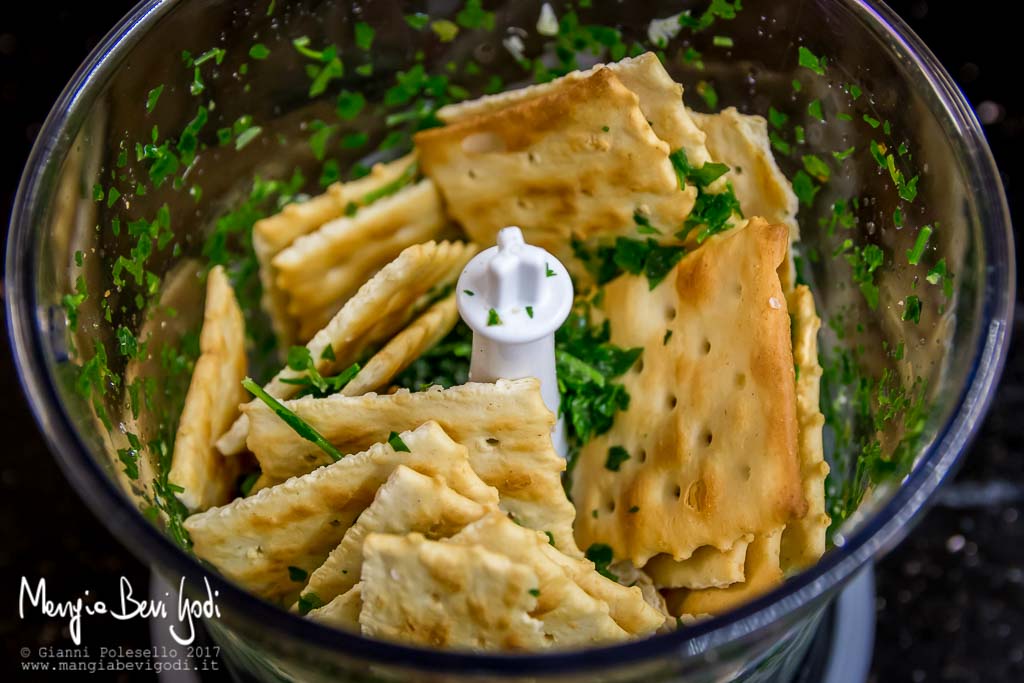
307, 584, 362, 631
644, 536, 752, 590
274, 179, 447, 340
416, 68, 695, 275
360, 532, 546, 650
168, 266, 246, 512
217, 240, 476, 455
185, 422, 497, 603
341, 294, 459, 397
243, 378, 580, 556
448, 512, 630, 646
664, 528, 785, 617
780, 285, 830, 571
254, 154, 415, 345
439, 52, 710, 166
572, 218, 805, 566
299, 465, 495, 608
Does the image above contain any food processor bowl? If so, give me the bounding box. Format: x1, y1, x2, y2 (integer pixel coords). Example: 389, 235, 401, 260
6, 0, 1013, 681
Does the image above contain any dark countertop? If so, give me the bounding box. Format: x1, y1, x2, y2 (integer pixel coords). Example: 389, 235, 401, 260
1, 2, 1020, 681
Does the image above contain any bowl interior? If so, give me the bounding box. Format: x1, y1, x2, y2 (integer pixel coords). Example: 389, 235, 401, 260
7, 0, 1013, 675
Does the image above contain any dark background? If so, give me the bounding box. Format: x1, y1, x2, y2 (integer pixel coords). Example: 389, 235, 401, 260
1, 1, 1020, 681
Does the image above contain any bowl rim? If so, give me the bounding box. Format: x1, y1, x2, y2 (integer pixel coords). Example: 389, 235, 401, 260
5, 0, 1016, 674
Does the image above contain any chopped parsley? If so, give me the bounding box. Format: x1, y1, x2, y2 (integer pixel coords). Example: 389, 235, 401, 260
463, 289, 475, 296
297, 592, 324, 615
572, 236, 685, 290
292, 37, 345, 97
405, 13, 430, 30
388, 431, 411, 452
431, 20, 459, 42
555, 304, 641, 447
526, 306, 534, 318
791, 170, 819, 207
802, 154, 831, 183
288, 566, 308, 582
926, 259, 955, 298
354, 22, 375, 51
663, 329, 673, 345
837, 241, 884, 310
487, 308, 502, 326
249, 43, 270, 60
585, 543, 618, 581
545, 262, 556, 277
280, 346, 360, 398
239, 471, 261, 496
696, 80, 718, 110
242, 378, 343, 461
336, 90, 366, 120
145, 85, 164, 114
797, 46, 826, 75
670, 149, 742, 244
903, 295, 922, 324
833, 146, 856, 162
604, 446, 631, 472
906, 225, 933, 265
768, 107, 789, 129
528, 588, 541, 597
808, 99, 825, 121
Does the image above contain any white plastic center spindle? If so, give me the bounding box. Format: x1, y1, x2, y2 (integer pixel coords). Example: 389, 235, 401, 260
456, 227, 574, 457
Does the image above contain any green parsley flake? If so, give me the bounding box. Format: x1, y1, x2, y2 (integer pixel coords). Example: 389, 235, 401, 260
926, 259, 955, 298
863, 114, 881, 128
545, 263, 556, 277
663, 329, 673, 345
797, 46, 826, 75
463, 289, 475, 296
431, 19, 459, 42
604, 446, 631, 471
808, 99, 825, 121
487, 308, 502, 326
696, 80, 719, 110
336, 90, 366, 120
354, 22, 375, 51
906, 225, 933, 265
712, 35, 734, 47
239, 471, 261, 496
405, 13, 430, 30
903, 295, 922, 324
243, 378, 343, 461
849, 84, 863, 99
768, 107, 788, 129
235, 126, 262, 150
791, 170, 819, 207
769, 131, 792, 155
585, 543, 618, 581
145, 85, 164, 114
457, 0, 496, 30
297, 592, 323, 615
526, 306, 534, 318
249, 43, 270, 60
529, 588, 541, 597
802, 154, 831, 183
628, 505, 640, 513
388, 431, 411, 452
288, 566, 308, 582
833, 146, 856, 162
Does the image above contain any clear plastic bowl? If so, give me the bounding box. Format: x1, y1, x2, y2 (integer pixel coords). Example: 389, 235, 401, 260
5, 1, 1014, 681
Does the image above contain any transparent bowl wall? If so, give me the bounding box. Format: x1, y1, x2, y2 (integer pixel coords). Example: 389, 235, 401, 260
6, 0, 1013, 681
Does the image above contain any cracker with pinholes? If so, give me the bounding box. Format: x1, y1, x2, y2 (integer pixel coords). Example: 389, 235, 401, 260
447, 512, 630, 646
298, 465, 496, 610
690, 107, 800, 289
185, 422, 498, 603
308, 584, 362, 632
274, 179, 449, 340
339, 294, 459, 397
571, 217, 806, 567
168, 266, 247, 513
242, 378, 580, 557
254, 154, 416, 345
663, 528, 785, 617
217, 240, 476, 456
644, 536, 751, 590
780, 285, 830, 571
416, 68, 696, 276
360, 532, 546, 651
438, 52, 711, 166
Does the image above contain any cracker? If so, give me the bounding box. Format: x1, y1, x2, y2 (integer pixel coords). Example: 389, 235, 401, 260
307, 584, 362, 631
690, 107, 800, 288
536, 548, 666, 636
644, 536, 751, 590
340, 294, 459, 397
664, 528, 784, 617
299, 465, 494, 608
416, 68, 695, 275
447, 512, 630, 645
571, 217, 805, 565
168, 266, 247, 512
242, 378, 580, 556
360, 532, 546, 650
254, 154, 416, 345
184, 422, 498, 603
780, 286, 830, 571
438, 52, 710, 164
217, 240, 476, 455
273, 179, 447, 340
609, 561, 672, 631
